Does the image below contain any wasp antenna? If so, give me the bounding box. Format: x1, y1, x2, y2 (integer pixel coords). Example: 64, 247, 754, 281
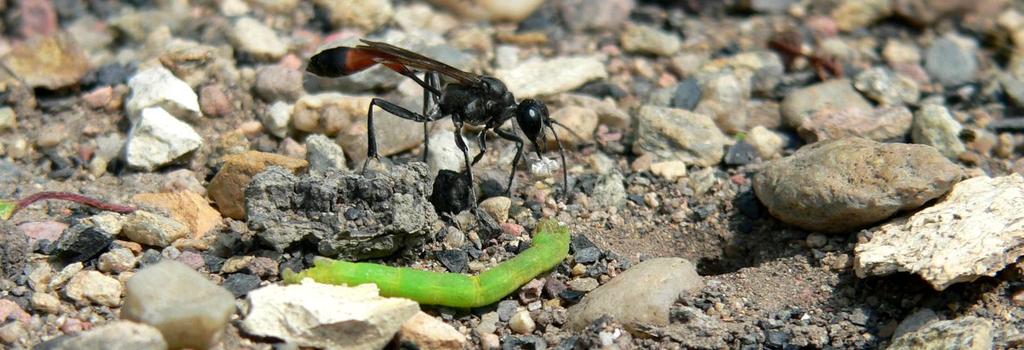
548, 119, 594, 148
547, 123, 569, 198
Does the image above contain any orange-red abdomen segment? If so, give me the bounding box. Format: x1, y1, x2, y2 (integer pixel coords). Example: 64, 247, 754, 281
307, 47, 409, 78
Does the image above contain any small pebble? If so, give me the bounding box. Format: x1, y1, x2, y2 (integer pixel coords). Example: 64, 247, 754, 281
568, 277, 599, 292
509, 311, 536, 335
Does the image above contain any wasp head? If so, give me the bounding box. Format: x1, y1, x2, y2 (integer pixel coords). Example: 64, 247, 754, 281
515, 99, 550, 156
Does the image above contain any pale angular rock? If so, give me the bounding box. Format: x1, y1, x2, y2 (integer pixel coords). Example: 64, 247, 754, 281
621, 24, 681, 56
97, 248, 137, 274
650, 160, 687, 180
261, 101, 292, 138
495, 56, 608, 98
633, 106, 728, 167
35, 321, 167, 350
780, 79, 872, 129
64, 270, 122, 307
31, 292, 60, 314
396, 311, 467, 350
798, 106, 913, 143
548, 106, 598, 147
567, 258, 703, 331
229, 17, 287, 61
480, 196, 512, 223
509, 311, 535, 334
912, 104, 966, 159
124, 107, 203, 171
314, 0, 393, 31
754, 138, 963, 234
132, 191, 222, 241
426, 130, 476, 175
746, 126, 785, 159
122, 260, 235, 350
120, 210, 189, 247
855, 175, 1024, 290
888, 317, 992, 350
126, 67, 201, 122
240, 280, 419, 350
306, 134, 348, 172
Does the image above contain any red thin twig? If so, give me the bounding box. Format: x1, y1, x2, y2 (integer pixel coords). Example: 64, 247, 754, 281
14, 191, 136, 216
768, 34, 844, 80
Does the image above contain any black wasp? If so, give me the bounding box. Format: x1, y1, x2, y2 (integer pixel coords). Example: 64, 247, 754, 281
306, 39, 568, 205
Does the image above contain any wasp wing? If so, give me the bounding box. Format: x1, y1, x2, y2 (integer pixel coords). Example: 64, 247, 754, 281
357, 39, 481, 85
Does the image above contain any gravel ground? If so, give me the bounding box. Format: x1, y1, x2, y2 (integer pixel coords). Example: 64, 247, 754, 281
2, 0, 1024, 349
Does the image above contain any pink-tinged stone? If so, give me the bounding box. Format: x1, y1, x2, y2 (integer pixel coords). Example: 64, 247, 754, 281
278, 54, 304, 71
17, 0, 58, 39
501, 223, 524, 237
175, 250, 205, 270
0, 299, 31, 324
82, 86, 114, 109
18, 221, 67, 246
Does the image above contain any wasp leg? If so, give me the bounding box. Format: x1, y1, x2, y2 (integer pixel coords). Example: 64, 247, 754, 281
422, 72, 442, 163
367, 98, 442, 172
494, 127, 524, 196
452, 118, 477, 207
471, 128, 488, 166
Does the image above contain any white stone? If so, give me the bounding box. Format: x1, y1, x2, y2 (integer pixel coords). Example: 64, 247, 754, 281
64, 270, 122, 307
426, 130, 476, 175
122, 261, 234, 350
0, 107, 15, 131
262, 101, 292, 138
650, 160, 687, 180
126, 67, 201, 122
479, 196, 511, 223
98, 248, 137, 273
747, 126, 785, 159
508, 311, 536, 335
306, 134, 348, 172
124, 107, 203, 171
229, 17, 287, 61
31, 292, 60, 314
495, 56, 608, 98
855, 174, 1024, 290
240, 279, 420, 350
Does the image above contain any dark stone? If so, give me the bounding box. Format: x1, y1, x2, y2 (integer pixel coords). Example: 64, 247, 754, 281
84, 62, 136, 87
497, 300, 519, 322
223, 273, 261, 297
435, 249, 468, 273
692, 204, 717, 221
501, 335, 547, 350
53, 224, 112, 263
849, 307, 872, 326
585, 263, 608, 278
0, 222, 29, 280
570, 235, 601, 264
764, 330, 790, 349
138, 249, 162, 266
573, 81, 628, 99
203, 253, 226, 272
670, 79, 702, 110
724, 141, 759, 165
735, 190, 763, 219
555, 336, 581, 350
430, 169, 472, 216
559, 290, 585, 304
627, 194, 644, 205
543, 277, 567, 299
475, 208, 503, 242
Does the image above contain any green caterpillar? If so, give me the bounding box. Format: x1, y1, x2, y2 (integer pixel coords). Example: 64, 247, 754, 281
283, 219, 570, 308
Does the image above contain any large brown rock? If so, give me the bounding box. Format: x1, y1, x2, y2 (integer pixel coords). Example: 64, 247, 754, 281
753, 138, 963, 233
207, 151, 307, 219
